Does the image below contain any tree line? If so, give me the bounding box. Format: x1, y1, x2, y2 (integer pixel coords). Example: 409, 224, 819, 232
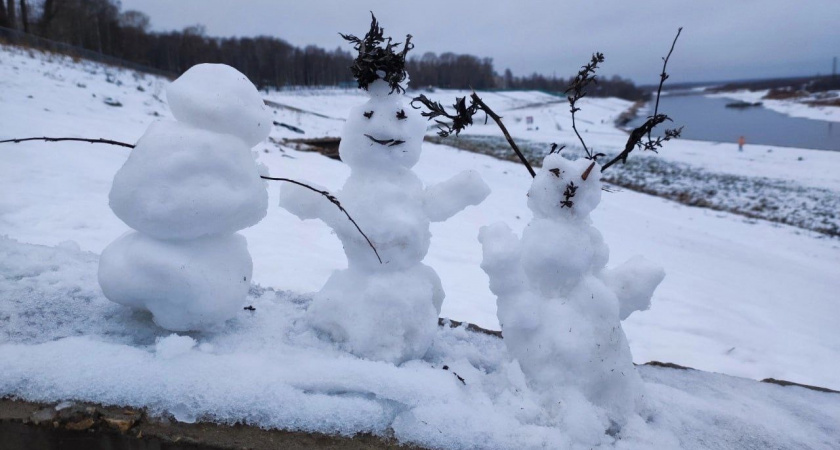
0, 0, 646, 99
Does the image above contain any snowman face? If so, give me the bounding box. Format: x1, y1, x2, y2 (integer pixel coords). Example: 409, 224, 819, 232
340, 81, 426, 171
527, 153, 602, 219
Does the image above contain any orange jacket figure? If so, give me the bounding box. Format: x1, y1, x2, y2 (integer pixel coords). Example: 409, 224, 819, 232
738, 136, 745, 151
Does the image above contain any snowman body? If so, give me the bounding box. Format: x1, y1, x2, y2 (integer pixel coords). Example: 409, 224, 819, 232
98, 64, 271, 332
279, 80, 489, 363
479, 154, 664, 427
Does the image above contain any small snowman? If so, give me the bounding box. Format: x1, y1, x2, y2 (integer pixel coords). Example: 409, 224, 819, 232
279, 16, 490, 363
98, 64, 271, 331
478, 153, 664, 428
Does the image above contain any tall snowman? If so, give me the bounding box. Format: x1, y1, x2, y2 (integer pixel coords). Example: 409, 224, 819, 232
99, 64, 271, 332
478, 154, 665, 429
279, 16, 490, 364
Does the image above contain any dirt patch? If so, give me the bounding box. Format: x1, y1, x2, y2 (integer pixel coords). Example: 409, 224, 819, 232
0, 398, 418, 450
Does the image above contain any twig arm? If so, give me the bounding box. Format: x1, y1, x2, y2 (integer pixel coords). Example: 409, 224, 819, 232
0, 136, 382, 264
262, 176, 382, 264
0, 137, 135, 148
469, 92, 536, 178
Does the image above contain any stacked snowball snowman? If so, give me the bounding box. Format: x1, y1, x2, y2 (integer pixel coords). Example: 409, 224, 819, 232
99, 64, 271, 331
279, 20, 489, 363
479, 154, 665, 430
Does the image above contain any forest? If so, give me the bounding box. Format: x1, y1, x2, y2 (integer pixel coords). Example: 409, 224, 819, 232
0, 0, 647, 97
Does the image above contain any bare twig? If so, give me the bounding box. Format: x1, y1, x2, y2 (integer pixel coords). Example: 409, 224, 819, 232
259, 176, 382, 264
565, 53, 606, 161
468, 92, 536, 177
648, 27, 683, 142
600, 28, 683, 172
0, 136, 135, 148
411, 92, 536, 178
0, 136, 382, 263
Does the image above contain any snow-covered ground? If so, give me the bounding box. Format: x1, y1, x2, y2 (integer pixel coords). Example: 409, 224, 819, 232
2, 45, 840, 448
707, 89, 840, 123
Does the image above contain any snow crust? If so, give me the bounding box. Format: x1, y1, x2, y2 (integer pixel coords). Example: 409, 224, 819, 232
2, 236, 840, 449
278, 78, 489, 363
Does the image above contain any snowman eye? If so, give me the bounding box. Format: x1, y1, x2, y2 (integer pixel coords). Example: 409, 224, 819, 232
363, 111, 373, 119
549, 168, 561, 177
396, 109, 407, 120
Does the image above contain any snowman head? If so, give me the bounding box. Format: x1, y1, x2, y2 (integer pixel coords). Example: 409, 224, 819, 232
340, 79, 426, 170
527, 153, 602, 220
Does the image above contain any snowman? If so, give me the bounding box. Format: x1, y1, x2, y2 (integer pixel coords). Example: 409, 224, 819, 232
98, 64, 271, 331
478, 153, 664, 428
279, 18, 490, 363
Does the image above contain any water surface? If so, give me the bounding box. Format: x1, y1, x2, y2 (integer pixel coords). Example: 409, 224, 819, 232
628, 94, 839, 151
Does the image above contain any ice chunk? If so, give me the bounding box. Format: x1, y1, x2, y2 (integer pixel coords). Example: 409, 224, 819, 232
166, 63, 271, 147
98, 232, 252, 331
155, 334, 197, 359
109, 120, 268, 240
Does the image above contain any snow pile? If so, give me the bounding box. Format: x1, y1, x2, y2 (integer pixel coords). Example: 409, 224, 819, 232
99, 64, 270, 331
480, 155, 664, 430
279, 79, 489, 363
2, 236, 840, 449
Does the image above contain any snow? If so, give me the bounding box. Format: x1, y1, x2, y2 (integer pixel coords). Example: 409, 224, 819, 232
2, 236, 839, 449
2, 45, 840, 447
167, 63, 273, 147
108, 120, 268, 240
98, 232, 253, 331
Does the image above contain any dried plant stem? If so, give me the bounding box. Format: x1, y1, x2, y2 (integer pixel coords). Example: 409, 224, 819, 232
0, 136, 135, 148
260, 175, 382, 264
469, 92, 536, 178
1, 136, 382, 263
649, 27, 683, 142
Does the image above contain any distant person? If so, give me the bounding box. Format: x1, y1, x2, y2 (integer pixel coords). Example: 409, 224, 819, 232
738, 136, 745, 151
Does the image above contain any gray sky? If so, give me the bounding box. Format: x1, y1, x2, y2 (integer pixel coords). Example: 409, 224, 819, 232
121, 0, 840, 84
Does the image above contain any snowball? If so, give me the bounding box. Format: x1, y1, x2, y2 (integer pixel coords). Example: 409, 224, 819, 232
109, 120, 268, 240
527, 153, 602, 220
601, 255, 666, 320
155, 334, 197, 359
98, 232, 252, 331
166, 63, 272, 147
307, 265, 442, 364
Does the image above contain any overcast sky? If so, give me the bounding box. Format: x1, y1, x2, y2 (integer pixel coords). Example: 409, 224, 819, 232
121, 0, 839, 84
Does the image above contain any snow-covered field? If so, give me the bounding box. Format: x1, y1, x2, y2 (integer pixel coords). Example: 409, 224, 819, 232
2, 45, 840, 448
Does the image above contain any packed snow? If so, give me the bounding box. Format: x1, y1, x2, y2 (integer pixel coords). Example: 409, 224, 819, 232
2, 44, 840, 448
480, 154, 664, 428
2, 236, 839, 449
99, 63, 271, 331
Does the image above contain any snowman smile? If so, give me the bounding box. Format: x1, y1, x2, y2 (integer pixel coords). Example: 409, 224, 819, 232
364, 134, 405, 147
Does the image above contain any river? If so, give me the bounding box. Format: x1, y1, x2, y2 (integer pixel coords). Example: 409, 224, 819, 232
627, 94, 840, 151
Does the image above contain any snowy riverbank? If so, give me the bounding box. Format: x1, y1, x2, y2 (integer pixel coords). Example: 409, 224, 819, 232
707, 89, 840, 123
